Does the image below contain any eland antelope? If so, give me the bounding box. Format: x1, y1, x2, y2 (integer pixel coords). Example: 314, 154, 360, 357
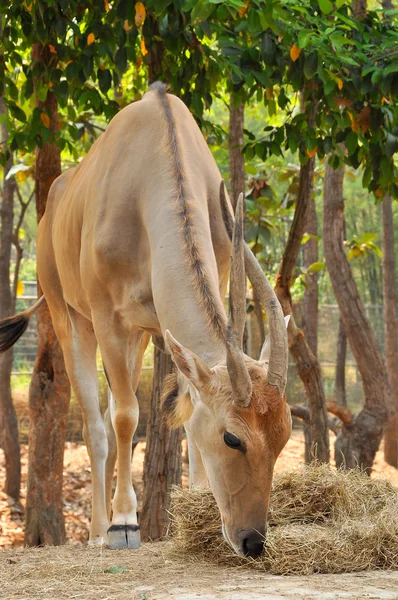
0, 82, 291, 557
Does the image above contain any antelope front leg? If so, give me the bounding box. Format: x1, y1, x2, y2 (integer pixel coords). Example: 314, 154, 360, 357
107, 387, 140, 550
95, 324, 148, 550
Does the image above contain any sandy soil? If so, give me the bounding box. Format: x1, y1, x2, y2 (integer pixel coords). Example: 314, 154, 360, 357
1, 543, 398, 600
1, 431, 398, 599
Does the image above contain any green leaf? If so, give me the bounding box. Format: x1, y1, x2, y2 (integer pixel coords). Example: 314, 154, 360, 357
336, 12, 357, 29
98, 69, 112, 95
152, 0, 172, 15
307, 261, 325, 272
298, 30, 311, 49
379, 155, 393, 188
304, 53, 318, 80
104, 566, 129, 574
384, 63, 398, 76
345, 131, 358, 156
255, 142, 266, 160
254, 70, 271, 87
302, 233, 321, 245
367, 242, 382, 258
318, 0, 333, 15
261, 34, 275, 64
348, 247, 362, 260
8, 103, 26, 123
115, 47, 127, 73
268, 99, 276, 117
65, 62, 80, 80
386, 134, 398, 159
192, 92, 203, 117
251, 242, 263, 254
362, 233, 377, 243
270, 141, 282, 156
191, 0, 215, 23
245, 164, 257, 175
330, 32, 355, 46
362, 164, 372, 188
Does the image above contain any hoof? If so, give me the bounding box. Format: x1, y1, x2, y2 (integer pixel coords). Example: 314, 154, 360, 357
107, 524, 141, 550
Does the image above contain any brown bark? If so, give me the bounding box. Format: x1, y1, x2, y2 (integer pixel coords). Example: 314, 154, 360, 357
352, 0, 367, 18
302, 194, 318, 462
335, 316, 347, 407
323, 159, 390, 473
228, 93, 245, 211
13, 188, 34, 309
147, 20, 164, 84
24, 43, 71, 546
290, 404, 339, 435
228, 95, 248, 353
303, 197, 318, 358
0, 99, 21, 500
141, 349, 182, 541
381, 196, 398, 466
275, 156, 330, 463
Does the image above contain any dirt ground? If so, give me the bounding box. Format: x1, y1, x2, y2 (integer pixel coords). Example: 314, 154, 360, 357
2, 543, 398, 600
1, 431, 398, 599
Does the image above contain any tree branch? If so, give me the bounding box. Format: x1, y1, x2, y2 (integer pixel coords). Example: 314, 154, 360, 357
326, 401, 353, 425
12, 185, 35, 310
290, 404, 340, 434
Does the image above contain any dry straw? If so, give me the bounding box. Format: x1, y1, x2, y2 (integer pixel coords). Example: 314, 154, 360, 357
169, 463, 398, 575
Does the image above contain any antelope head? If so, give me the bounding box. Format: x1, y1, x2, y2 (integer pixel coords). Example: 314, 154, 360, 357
163, 192, 291, 559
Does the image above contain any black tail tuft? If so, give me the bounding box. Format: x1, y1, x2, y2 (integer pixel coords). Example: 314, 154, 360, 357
0, 312, 31, 353
149, 81, 169, 95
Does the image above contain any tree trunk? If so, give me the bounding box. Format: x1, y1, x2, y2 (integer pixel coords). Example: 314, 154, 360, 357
335, 317, 347, 407
381, 196, 398, 467
24, 43, 71, 546
302, 194, 318, 462
228, 93, 245, 210
275, 156, 330, 463
303, 197, 318, 357
228, 94, 249, 352
352, 0, 367, 18
323, 159, 390, 473
141, 348, 182, 541
0, 99, 21, 500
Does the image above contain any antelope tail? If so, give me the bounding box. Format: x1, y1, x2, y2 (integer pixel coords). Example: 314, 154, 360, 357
0, 296, 46, 353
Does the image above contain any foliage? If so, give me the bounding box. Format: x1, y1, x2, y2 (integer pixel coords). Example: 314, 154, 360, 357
0, 0, 143, 159
2, 1, 397, 195
0, 0, 396, 308
205, 0, 398, 197
344, 232, 382, 261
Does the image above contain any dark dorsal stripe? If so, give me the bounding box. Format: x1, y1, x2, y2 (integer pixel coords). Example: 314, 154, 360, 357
150, 82, 226, 342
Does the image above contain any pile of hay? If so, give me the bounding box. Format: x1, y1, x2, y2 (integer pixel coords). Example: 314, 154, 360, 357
169, 464, 398, 575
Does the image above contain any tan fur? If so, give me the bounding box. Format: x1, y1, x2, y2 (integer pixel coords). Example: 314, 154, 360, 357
155, 85, 226, 342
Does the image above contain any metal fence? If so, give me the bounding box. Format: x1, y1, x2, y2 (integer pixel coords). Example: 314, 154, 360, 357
11, 282, 388, 441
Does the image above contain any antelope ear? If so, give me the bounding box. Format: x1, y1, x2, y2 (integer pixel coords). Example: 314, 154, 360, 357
260, 315, 290, 362
165, 330, 212, 390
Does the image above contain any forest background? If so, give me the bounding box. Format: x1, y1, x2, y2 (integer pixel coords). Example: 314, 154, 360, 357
0, 0, 398, 544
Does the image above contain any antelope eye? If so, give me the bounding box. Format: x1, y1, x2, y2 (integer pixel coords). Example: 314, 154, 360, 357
223, 431, 241, 449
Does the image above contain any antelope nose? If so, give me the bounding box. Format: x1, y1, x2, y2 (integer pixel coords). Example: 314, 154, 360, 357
240, 529, 265, 559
